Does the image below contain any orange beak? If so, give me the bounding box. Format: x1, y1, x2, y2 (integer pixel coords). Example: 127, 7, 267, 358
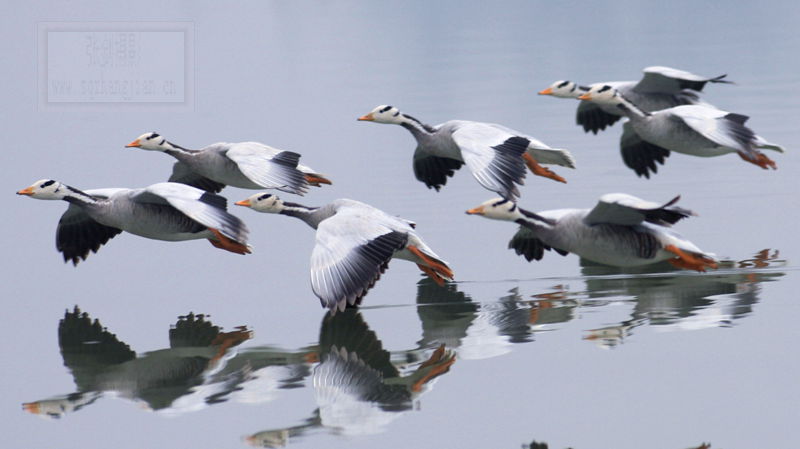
235, 199, 251, 207
22, 402, 40, 414
465, 206, 484, 215
357, 113, 374, 121
125, 139, 141, 148
578, 93, 592, 101
538, 87, 553, 95
16, 186, 34, 196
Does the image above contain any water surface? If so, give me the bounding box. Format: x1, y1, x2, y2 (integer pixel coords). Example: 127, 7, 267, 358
4, 1, 799, 448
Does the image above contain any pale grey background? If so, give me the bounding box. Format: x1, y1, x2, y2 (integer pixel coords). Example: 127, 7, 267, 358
2, 1, 799, 448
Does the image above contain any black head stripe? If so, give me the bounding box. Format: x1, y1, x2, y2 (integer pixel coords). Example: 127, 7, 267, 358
379, 105, 393, 113
257, 193, 273, 201
491, 198, 510, 207
41, 180, 55, 188
598, 85, 612, 93
557, 81, 570, 88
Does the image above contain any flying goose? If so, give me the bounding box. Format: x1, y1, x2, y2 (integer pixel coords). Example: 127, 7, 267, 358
126, 132, 332, 194
578, 85, 784, 177
466, 194, 718, 271
538, 66, 732, 134
357, 105, 575, 200
235, 193, 454, 312
17, 179, 251, 265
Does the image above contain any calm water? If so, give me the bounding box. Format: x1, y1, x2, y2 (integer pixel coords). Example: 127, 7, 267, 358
4, 1, 800, 449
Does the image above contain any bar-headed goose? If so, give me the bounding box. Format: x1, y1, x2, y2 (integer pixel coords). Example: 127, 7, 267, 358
126, 132, 332, 194
17, 179, 250, 265
538, 66, 732, 134
578, 85, 784, 177
357, 105, 575, 200
235, 193, 453, 312
466, 194, 718, 271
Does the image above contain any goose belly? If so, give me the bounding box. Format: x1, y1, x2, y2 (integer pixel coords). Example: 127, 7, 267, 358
190, 155, 264, 189
634, 119, 734, 157
98, 205, 210, 241
548, 223, 672, 267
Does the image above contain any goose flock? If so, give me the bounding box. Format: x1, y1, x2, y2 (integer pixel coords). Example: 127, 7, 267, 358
17, 66, 785, 312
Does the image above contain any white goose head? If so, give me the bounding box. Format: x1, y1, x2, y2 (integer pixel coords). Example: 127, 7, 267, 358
465, 197, 522, 221
235, 193, 285, 213
578, 84, 621, 105
16, 179, 69, 200
539, 80, 584, 98
125, 132, 172, 151
357, 105, 405, 125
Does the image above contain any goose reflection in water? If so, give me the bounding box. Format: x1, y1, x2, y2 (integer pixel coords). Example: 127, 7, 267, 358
23, 307, 252, 418
245, 309, 456, 447
416, 279, 577, 359
580, 249, 785, 347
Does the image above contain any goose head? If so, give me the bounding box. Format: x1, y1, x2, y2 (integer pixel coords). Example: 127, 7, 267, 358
577, 85, 620, 105
235, 193, 284, 213
466, 198, 522, 221
125, 132, 172, 151
16, 179, 68, 200
357, 105, 405, 124
538, 80, 583, 98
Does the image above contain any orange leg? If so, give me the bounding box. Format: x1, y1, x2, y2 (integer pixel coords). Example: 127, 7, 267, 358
305, 174, 333, 186
523, 153, 567, 183
665, 245, 718, 272
411, 344, 456, 392
208, 228, 251, 255
407, 245, 454, 283
418, 264, 445, 286
738, 151, 776, 170
209, 327, 253, 364
528, 300, 554, 324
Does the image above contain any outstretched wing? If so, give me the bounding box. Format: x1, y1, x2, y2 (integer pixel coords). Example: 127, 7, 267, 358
56, 189, 124, 265
133, 182, 249, 243
412, 148, 464, 191
168, 161, 226, 193
311, 205, 411, 312
584, 193, 694, 227
450, 122, 528, 200
619, 121, 671, 178
636, 66, 733, 93
225, 142, 309, 195
576, 100, 622, 134
508, 226, 569, 261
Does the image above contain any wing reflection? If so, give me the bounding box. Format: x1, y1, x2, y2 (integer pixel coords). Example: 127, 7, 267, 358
580, 249, 785, 347
245, 309, 456, 446
23, 307, 252, 418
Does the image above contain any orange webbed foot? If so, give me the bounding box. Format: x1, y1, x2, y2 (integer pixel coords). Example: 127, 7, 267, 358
665, 244, 718, 272
408, 245, 454, 284
208, 228, 251, 255
305, 174, 332, 186
523, 153, 567, 183
738, 152, 777, 170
